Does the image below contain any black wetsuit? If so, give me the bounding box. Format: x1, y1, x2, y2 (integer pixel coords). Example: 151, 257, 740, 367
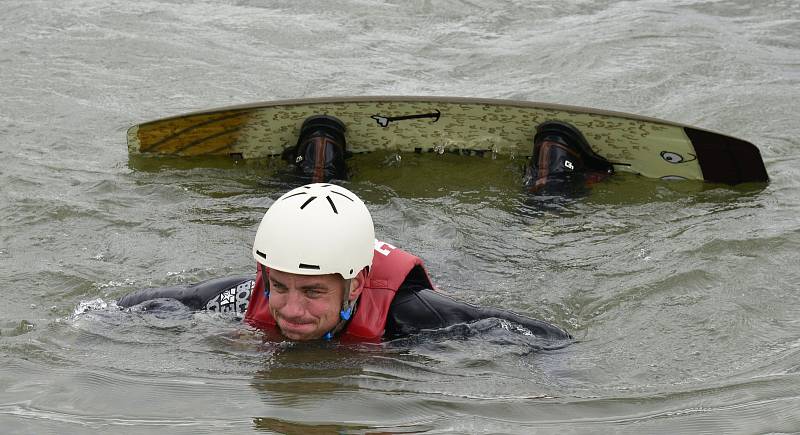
118, 271, 572, 342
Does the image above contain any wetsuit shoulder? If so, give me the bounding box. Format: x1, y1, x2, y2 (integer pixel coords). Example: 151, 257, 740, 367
384, 276, 572, 341
117, 275, 255, 314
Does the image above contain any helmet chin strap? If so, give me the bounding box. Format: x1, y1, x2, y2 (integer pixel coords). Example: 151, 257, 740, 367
260, 264, 270, 296
322, 278, 360, 341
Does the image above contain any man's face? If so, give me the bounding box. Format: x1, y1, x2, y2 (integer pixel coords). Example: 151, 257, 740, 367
267, 268, 361, 341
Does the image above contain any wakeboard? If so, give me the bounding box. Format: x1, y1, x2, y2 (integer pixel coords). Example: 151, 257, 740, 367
127, 96, 768, 184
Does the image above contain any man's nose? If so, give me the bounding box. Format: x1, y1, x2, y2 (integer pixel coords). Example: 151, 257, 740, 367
281, 289, 307, 316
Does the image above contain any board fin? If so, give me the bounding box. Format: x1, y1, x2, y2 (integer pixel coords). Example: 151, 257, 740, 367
685, 127, 769, 184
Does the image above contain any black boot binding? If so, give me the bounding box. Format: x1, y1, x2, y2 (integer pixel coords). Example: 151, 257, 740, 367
524, 121, 614, 194
283, 115, 349, 183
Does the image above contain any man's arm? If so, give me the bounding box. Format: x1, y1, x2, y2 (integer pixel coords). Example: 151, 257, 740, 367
117, 275, 255, 314
384, 271, 572, 340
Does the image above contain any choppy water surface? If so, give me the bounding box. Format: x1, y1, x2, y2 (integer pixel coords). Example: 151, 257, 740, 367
1, 0, 799, 433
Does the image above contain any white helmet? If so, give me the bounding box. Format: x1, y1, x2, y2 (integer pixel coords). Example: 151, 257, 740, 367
252, 183, 374, 279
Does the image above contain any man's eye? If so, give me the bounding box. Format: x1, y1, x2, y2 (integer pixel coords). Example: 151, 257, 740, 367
305, 289, 323, 298
270, 283, 288, 293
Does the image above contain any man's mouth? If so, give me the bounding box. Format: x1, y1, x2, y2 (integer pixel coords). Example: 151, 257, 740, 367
277, 317, 315, 333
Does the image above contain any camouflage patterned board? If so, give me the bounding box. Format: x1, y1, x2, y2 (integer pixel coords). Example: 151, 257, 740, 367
127, 96, 768, 184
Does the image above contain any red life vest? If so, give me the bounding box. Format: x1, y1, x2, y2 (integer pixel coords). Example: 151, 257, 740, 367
244, 241, 434, 341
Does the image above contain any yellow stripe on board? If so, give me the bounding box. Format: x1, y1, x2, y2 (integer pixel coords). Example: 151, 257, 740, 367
134, 110, 253, 156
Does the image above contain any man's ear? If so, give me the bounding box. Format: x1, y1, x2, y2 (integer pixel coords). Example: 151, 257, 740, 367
348, 268, 368, 301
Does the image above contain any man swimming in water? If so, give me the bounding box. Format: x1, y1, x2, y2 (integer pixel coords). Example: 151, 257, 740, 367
119, 183, 572, 342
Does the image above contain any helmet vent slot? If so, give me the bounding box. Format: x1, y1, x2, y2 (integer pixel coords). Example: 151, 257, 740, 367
326, 196, 338, 214
283, 191, 307, 200
256, 250, 267, 259
330, 190, 354, 202
298, 263, 321, 270
300, 196, 317, 209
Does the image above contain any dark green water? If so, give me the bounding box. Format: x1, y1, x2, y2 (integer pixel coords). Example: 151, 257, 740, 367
1, 1, 799, 433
